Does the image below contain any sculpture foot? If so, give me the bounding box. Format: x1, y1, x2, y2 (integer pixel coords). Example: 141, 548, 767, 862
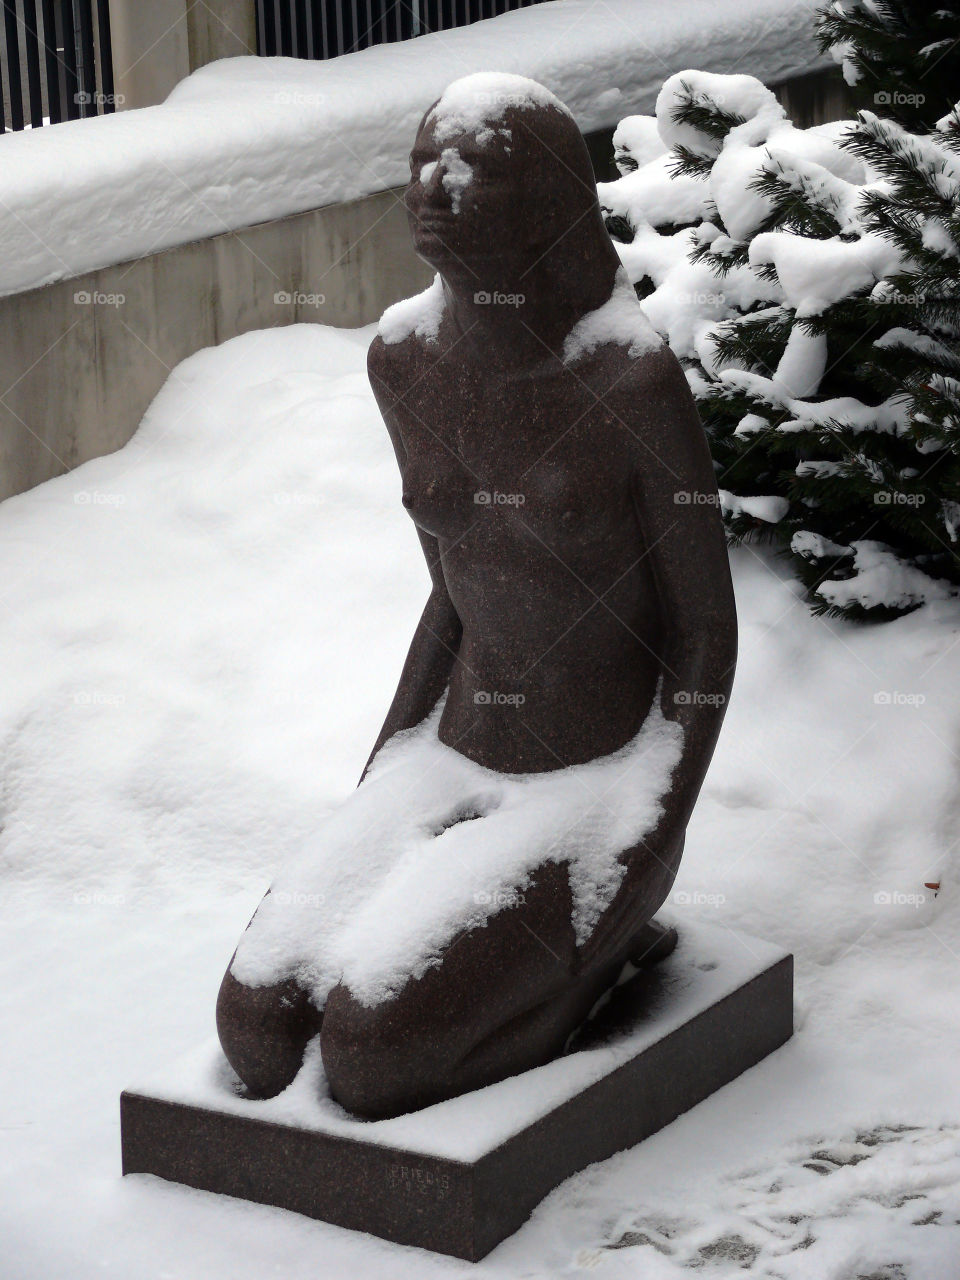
627, 918, 678, 966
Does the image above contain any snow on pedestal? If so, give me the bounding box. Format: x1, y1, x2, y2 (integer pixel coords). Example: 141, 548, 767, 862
122, 921, 793, 1260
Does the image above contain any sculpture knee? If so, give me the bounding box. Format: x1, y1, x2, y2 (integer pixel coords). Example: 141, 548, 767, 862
320, 983, 450, 1119
216, 965, 321, 1099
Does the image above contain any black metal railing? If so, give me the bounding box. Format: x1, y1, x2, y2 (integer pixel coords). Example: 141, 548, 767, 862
257, 0, 544, 59
1, 0, 114, 131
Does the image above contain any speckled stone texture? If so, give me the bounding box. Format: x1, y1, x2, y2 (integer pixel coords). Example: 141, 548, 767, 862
123, 934, 792, 1261
215, 75, 739, 1123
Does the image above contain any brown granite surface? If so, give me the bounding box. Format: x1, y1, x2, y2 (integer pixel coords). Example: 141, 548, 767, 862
216, 75, 739, 1120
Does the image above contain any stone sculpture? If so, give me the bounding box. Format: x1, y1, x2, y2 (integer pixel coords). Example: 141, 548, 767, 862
216, 72, 737, 1120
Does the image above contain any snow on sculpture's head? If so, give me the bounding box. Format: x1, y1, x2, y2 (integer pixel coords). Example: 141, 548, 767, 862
406, 73, 620, 291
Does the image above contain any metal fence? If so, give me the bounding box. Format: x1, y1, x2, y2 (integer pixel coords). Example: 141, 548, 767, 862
257, 0, 544, 59
1, 0, 114, 131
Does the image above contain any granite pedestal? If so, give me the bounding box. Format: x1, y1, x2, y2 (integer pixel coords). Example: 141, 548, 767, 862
121, 922, 793, 1261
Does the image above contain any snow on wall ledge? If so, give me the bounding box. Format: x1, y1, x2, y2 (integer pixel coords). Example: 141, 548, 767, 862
0, 0, 827, 299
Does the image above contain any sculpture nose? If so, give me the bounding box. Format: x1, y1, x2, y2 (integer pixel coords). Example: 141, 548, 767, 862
413, 159, 454, 219
419, 159, 442, 197
402, 492, 414, 509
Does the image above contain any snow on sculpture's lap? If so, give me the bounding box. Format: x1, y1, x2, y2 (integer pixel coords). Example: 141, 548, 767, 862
231, 695, 683, 1009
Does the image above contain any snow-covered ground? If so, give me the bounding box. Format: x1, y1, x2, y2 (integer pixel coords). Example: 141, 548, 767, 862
2, 324, 959, 1278
0, 0, 826, 298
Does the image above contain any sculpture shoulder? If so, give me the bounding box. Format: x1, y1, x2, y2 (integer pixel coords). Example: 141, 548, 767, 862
369, 277, 447, 396
601, 343, 705, 445
367, 332, 408, 407
367, 332, 398, 388
587, 342, 716, 492
367, 329, 436, 402
605, 341, 693, 407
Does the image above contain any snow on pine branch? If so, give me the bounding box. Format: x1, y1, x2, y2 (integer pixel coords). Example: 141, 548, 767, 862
598, 66, 960, 619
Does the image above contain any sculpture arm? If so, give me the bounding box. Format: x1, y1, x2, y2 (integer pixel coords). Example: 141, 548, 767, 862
634, 345, 742, 814
360, 528, 463, 781
362, 336, 463, 781
577, 347, 736, 965
627, 346, 738, 829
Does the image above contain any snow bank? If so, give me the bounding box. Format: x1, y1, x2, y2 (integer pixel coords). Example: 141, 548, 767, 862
0, 0, 826, 298
719, 490, 790, 524
719, 368, 913, 436
656, 70, 787, 158
612, 115, 668, 174
597, 159, 711, 232
2, 324, 959, 1278
815, 540, 956, 613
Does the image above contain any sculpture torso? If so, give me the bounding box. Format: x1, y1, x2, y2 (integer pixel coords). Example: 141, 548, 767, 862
369, 324, 664, 773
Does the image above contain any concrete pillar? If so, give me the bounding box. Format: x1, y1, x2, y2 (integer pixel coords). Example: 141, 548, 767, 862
186, 0, 258, 69
111, 0, 258, 111
774, 68, 852, 129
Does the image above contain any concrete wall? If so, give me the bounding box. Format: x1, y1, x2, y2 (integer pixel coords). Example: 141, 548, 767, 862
0, 187, 431, 501
0, 68, 852, 504
111, 0, 257, 112
185, 0, 259, 72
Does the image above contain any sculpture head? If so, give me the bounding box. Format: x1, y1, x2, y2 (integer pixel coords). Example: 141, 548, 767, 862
405, 73, 620, 296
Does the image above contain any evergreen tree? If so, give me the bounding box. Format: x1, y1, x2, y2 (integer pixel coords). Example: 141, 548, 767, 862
816, 2, 960, 132
833, 109, 960, 605
601, 70, 960, 617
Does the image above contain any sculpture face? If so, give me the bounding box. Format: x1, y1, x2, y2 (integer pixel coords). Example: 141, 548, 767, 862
217, 74, 738, 1123
405, 116, 517, 266
404, 94, 601, 280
